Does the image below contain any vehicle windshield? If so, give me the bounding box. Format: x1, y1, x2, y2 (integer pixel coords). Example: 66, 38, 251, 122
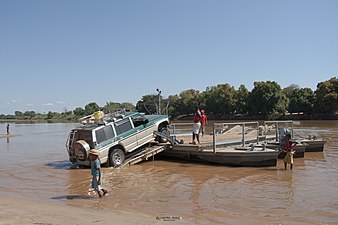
131, 114, 147, 127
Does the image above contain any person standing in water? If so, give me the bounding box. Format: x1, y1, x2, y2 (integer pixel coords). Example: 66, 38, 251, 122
283, 133, 297, 170
6, 124, 10, 135
88, 149, 108, 197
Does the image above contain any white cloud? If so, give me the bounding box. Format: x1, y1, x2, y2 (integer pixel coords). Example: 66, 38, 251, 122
56, 101, 64, 104
44, 103, 54, 106
7, 100, 19, 104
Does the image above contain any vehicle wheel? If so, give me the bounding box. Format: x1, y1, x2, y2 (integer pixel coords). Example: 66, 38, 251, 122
158, 127, 169, 143
109, 148, 125, 168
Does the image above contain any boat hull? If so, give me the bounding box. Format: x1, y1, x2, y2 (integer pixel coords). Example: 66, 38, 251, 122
160, 148, 279, 167
277, 149, 304, 159
266, 143, 306, 159
301, 140, 326, 152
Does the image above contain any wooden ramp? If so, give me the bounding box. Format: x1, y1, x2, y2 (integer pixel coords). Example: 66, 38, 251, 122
121, 143, 168, 168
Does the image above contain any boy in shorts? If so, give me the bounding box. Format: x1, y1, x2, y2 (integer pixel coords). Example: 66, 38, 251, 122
89, 149, 108, 197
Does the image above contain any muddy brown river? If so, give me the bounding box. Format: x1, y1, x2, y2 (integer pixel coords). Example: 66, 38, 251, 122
0, 121, 337, 224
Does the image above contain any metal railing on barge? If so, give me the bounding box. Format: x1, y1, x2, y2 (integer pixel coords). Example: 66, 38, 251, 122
212, 121, 259, 153
167, 121, 262, 153
263, 120, 295, 144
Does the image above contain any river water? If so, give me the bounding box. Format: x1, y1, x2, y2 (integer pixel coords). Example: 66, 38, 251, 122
0, 121, 337, 224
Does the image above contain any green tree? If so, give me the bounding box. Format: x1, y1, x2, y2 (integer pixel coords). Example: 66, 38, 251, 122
275, 93, 289, 114
136, 94, 171, 115
103, 102, 122, 113
15, 111, 23, 118
283, 84, 300, 99
248, 81, 287, 115
288, 88, 315, 113
73, 107, 86, 117
23, 111, 36, 119
314, 77, 338, 113
203, 84, 236, 114
84, 102, 100, 115
136, 95, 159, 114
47, 111, 60, 120
235, 85, 249, 114
33, 113, 48, 120
60, 109, 74, 121
103, 102, 135, 113
4, 114, 15, 120
47, 111, 53, 120
120, 102, 136, 111
176, 89, 201, 115
167, 94, 180, 117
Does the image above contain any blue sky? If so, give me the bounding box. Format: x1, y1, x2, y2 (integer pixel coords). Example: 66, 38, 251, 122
1, 0, 337, 114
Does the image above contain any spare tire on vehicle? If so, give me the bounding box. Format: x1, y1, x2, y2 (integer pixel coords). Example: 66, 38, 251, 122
73, 140, 90, 161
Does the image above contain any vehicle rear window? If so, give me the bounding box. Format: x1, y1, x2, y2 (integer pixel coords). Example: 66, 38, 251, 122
114, 119, 133, 136
95, 128, 106, 144
74, 130, 94, 148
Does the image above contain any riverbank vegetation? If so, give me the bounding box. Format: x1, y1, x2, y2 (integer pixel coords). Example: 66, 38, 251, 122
1, 77, 337, 122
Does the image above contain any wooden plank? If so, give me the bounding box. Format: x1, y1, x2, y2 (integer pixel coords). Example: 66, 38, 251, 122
122, 145, 166, 167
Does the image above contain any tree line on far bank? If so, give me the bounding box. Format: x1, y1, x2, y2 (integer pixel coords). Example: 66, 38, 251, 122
1, 77, 337, 122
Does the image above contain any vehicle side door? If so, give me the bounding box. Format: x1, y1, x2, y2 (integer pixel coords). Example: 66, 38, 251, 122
114, 118, 137, 152
93, 124, 116, 163
131, 114, 155, 147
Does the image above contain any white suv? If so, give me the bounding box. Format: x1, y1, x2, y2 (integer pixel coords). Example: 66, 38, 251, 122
66, 111, 170, 167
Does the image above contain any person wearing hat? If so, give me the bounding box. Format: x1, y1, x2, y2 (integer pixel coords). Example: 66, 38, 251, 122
89, 149, 108, 197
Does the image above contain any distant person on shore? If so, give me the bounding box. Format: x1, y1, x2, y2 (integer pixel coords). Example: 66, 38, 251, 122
283, 133, 297, 170
200, 110, 207, 137
6, 124, 10, 135
190, 105, 202, 145
88, 149, 108, 198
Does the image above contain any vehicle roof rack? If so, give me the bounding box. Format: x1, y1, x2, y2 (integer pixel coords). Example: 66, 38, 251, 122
79, 109, 132, 125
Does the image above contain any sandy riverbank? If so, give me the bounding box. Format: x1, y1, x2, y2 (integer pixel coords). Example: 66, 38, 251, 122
0, 195, 187, 225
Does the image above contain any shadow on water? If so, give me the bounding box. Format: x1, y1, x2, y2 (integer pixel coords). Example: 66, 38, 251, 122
45, 161, 74, 170
260, 167, 285, 171
154, 157, 224, 167
51, 195, 92, 200
155, 157, 280, 168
